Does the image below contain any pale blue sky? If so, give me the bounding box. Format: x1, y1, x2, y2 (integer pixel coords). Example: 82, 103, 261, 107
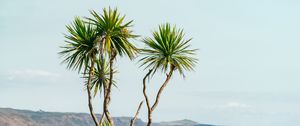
1, 0, 300, 126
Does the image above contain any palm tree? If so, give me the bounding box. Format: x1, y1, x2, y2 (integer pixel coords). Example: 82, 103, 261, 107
139, 23, 198, 126
59, 17, 100, 126
86, 8, 138, 126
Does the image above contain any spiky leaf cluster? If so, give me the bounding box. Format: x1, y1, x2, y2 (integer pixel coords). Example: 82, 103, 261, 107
139, 23, 197, 76
86, 8, 138, 59
59, 17, 98, 73
60, 8, 136, 97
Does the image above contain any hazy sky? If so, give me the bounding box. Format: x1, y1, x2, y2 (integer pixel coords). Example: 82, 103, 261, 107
1, 0, 300, 126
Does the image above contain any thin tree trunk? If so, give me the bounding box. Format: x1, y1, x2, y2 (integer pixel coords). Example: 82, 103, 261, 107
99, 84, 107, 126
142, 69, 153, 126
98, 35, 106, 126
130, 101, 144, 126
151, 69, 173, 111
104, 50, 116, 126
87, 57, 100, 126
145, 67, 174, 126
100, 82, 112, 125
99, 112, 105, 126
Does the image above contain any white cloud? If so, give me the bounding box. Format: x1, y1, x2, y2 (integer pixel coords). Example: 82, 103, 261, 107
7, 69, 60, 81
223, 101, 251, 109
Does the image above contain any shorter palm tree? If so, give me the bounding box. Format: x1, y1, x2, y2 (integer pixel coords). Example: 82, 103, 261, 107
139, 23, 198, 126
59, 17, 100, 126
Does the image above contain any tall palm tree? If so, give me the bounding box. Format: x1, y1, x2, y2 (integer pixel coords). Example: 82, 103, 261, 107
139, 23, 198, 126
59, 17, 100, 126
86, 8, 138, 126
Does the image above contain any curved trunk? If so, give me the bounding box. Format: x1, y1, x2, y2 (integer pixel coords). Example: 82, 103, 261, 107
99, 112, 105, 126
142, 70, 153, 126
87, 57, 99, 126
145, 67, 174, 126
99, 84, 107, 126
130, 101, 144, 126
98, 34, 107, 126
151, 69, 173, 111
104, 50, 116, 126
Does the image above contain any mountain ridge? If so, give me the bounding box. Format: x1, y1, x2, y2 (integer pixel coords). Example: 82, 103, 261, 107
0, 108, 216, 126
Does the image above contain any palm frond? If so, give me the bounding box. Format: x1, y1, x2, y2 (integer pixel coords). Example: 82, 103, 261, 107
59, 17, 98, 73
83, 57, 117, 97
86, 8, 138, 59
139, 23, 198, 77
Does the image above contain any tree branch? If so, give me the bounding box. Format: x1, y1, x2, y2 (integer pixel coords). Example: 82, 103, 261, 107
143, 69, 153, 113
151, 67, 174, 112
87, 56, 100, 126
130, 101, 144, 126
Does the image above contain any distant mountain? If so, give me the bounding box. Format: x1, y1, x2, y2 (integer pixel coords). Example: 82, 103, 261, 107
157, 119, 198, 126
0, 108, 217, 126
